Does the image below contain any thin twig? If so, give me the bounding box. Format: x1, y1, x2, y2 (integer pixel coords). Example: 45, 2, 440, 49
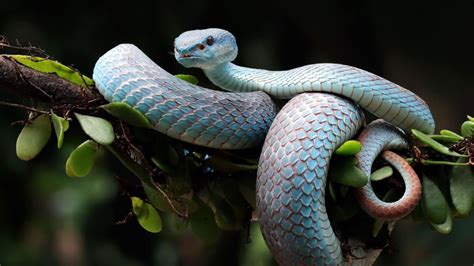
150, 179, 188, 218
0, 36, 49, 58
114, 211, 133, 225
0, 101, 49, 114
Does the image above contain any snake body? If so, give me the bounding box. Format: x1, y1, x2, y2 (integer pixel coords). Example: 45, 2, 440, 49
93, 29, 435, 265
93, 44, 277, 149
354, 120, 422, 220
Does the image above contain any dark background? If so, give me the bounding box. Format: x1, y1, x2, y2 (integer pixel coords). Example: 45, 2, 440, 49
1, 0, 473, 265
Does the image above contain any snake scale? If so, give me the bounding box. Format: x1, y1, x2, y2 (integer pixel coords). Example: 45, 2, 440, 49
93, 28, 435, 265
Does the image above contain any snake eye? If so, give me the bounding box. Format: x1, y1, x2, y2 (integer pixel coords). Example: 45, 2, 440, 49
198, 44, 206, 50
206, 36, 214, 46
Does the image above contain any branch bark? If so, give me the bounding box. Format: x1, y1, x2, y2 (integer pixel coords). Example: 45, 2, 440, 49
0, 55, 102, 106
0, 53, 389, 265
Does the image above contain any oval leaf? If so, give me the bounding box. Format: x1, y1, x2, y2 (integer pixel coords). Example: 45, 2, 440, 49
334, 140, 362, 156
75, 113, 115, 145
430, 207, 453, 234
142, 182, 173, 213
328, 157, 368, 187
151, 156, 175, 174
429, 135, 462, 143
171, 214, 189, 232
175, 74, 199, 85
9, 55, 94, 87
213, 195, 238, 230
460, 121, 474, 137
373, 189, 397, 237
51, 112, 69, 148
370, 166, 394, 181
65, 140, 99, 177
101, 102, 152, 128
169, 157, 194, 195
450, 157, 474, 216
412, 129, 466, 157
131, 197, 162, 233
409, 203, 424, 222
439, 129, 463, 140
420, 159, 468, 166
422, 175, 448, 224
328, 181, 337, 202
16, 114, 52, 161
238, 176, 256, 209
190, 200, 219, 242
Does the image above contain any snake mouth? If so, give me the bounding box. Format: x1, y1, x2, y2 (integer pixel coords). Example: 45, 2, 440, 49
176, 54, 210, 67
177, 53, 208, 60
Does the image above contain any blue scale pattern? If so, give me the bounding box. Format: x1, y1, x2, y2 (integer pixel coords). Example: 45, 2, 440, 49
92, 44, 278, 149
257, 93, 364, 265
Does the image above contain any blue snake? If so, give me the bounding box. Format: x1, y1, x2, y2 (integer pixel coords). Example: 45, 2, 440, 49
93, 28, 435, 265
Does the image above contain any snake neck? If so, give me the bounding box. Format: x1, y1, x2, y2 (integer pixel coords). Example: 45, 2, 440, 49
203, 62, 435, 134
203, 62, 279, 95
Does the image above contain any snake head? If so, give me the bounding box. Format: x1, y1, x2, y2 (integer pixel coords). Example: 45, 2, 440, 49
174, 28, 238, 69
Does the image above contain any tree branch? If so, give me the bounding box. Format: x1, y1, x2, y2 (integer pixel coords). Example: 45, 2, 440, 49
0, 55, 102, 106
0, 52, 418, 265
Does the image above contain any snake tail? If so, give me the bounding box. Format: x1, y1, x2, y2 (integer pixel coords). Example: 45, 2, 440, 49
355, 120, 421, 220
257, 92, 364, 265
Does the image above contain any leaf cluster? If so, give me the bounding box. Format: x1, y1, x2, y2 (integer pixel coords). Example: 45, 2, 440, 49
7, 55, 474, 248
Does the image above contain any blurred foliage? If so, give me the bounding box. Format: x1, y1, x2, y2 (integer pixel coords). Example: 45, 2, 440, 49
1, 1, 474, 265
2, 51, 473, 265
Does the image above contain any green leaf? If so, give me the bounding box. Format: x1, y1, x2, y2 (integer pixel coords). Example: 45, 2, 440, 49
328, 157, 368, 187
238, 176, 256, 209
190, 200, 219, 242
439, 129, 463, 140
142, 182, 173, 213
213, 195, 238, 230
340, 185, 349, 198
412, 129, 467, 157
218, 178, 248, 210
334, 140, 362, 156
175, 74, 199, 85
430, 207, 453, 234
373, 189, 397, 237
206, 156, 258, 173
429, 135, 462, 143
16, 114, 52, 161
51, 112, 69, 148
169, 157, 194, 195
151, 156, 175, 174
131, 197, 162, 233
215, 179, 247, 229
422, 175, 448, 224
9, 55, 94, 87
105, 145, 150, 184
328, 182, 337, 202
420, 159, 469, 166
467, 115, 474, 122
171, 213, 189, 231
167, 144, 180, 166
370, 166, 393, 181
460, 121, 474, 137
409, 203, 424, 222
449, 157, 474, 216
101, 102, 152, 128
65, 140, 99, 177
330, 197, 360, 223
75, 113, 115, 145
